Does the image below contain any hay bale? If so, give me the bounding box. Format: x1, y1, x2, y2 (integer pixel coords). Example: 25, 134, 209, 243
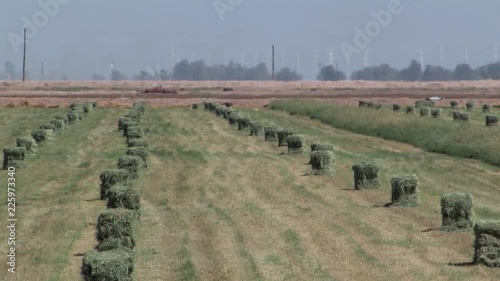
237, 116, 251, 131
70, 102, 84, 109
126, 148, 148, 167
70, 107, 85, 118
81, 249, 134, 281
118, 117, 132, 131
405, 106, 415, 114
359, 100, 369, 108
124, 111, 140, 122
482, 104, 491, 113
486, 116, 499, 127
215, 105, 226, 117
100, 169, 129, 199
16, 137, 37, 153
96, 209, 136, 250
133, 102, 146, 114
67, 112, 81, 124
54, 114, 69, 125
452, 111, 470, 122
367, 101, 375, 109
127, 139, 149, 148
264, 125, 279, 142
392, 104, 401, 112
249, 121, 264, 136
450, 100, 459, 109
50, 119, 65, 131
352, 162, 380, 189
415, 100, 435, 108
474, 220, 500, 267
122, 121, 139, 137
287, 135, 305, 154
277, 128, 293, 146
431, 108, 442, 118
107, 186, 141, 213
466, 102, 475, 111
125, 126, 143, 140
90, 101, 97, 108
228, 111, 242, 125
310, 143, 334, 152
117, 156, 144, 180
40, 123, 56, 133
310, 151, 334, 175
390, 175, 419, 207
440, 192, 473, 231
82, 103, 93, 113
420, 107, 431, 117
31, 129, 54, 143
191, 103, 199, 110
222, 108, 235, 119
3, 147, 26, 169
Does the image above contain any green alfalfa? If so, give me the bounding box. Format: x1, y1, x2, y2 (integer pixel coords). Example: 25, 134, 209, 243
482, 104, 491, 113
117, 156, 144, 180
107, 186, 141, 213
3, 147, 26, 169
310, 151, 334, 175
31, 129, 54, 144
126, 148, 149, 167
390, 175, 419, 207
127, 138, 149, 148
96, 209, 137, 250
81, 249, 134, 281
352, 162, 380, 189
100, 169, 130, 199
473, 220, 500, 268
277, 128, 293, 146
264, 125, 279, 142
440, 192, 473, 231
287, 135, 305, 154
16, 137, 37, 154
486, 116, 499, 127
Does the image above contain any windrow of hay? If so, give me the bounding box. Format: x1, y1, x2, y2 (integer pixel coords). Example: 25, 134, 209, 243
264, 125, 279, 142
287, 135, 305, 154
100, 169, 130, 200
81, 249, 134, 281
249, 121, 264, 136
352, 162, 380, 189
16, 137, 37, 154
2, 147, 26, 169
486, 116, 499, 127
440, 192, 473, 231
452, 111, 470, 122
474, 220, 500, 268
277, 128, 293, 146
117, 156, 144, 180
127, 138, 149, 148
310, 150, 334, 175
390, 175, 419, 207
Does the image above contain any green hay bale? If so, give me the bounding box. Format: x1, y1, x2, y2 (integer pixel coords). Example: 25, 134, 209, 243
228, 111, 242, 125
392, 104, 401, 112
483, 104, 491, 113
126, 148, 149, 167
133, 102, 146, 114
31, 129, 54, 143
390, 175, 419, 207
122, 121, 139, 137
474, 220, 500, 267
70, 107, 85, 118
124, 111, 140, 122
16, 137, 37, 153
70, 102, 84, 109
100, 169, 129, 200
237, 116, 251, 131
90, 101, 97, 108
450, 100, 459, 109
191, 103, 199, 110
440, 192, 473, 231
3, 147, 26, 169
264, 125, 279, 142
420, 106, 430, 117
277, 128, 294, 146
54, 114, 69, 125
96, 208, 136, 250
453, 111, 470, 122
82, 103, 93, 113
67, 112, 81, 124
249, 121, 264, 136
117, 156, 144, 180
466, 102, 475, 111
310, 151, 334, 175
222, 108, 235, 119
486, 116, 499, 127
127, 138, 149, 148
214, 105, 226, 117
107, 186, 141, 213
203, 101, 209, 111
287, 135, 305, 154
431, 108, 442, 118
352, 162, 380, 190
81, 249, 134, 281
415, 100, 435, 108
405, 106, 415, 114
310, 143, 334, 152
367, 101, 375, 109
125, 126, 143, 140
118, 117, 132, 131
359, 100, 369, 108
40, 123, 56, 133
50, 119, 65, 131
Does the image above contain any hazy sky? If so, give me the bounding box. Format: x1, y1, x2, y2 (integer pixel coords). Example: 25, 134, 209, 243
1, 0, 500, 80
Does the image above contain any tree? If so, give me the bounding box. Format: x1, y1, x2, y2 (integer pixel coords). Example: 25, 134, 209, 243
317, 65, 346, 81
351, 64, 399, 81
275, 67, 302, 81
111, 70, 126, 81
91, 73, 106, 81
399, 60, 422, 81
477, 62, 500, 80
453, 64, 478, 80
423, 65, 452, 81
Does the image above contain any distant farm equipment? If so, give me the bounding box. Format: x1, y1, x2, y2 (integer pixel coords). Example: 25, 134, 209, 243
137, 86, 177, 94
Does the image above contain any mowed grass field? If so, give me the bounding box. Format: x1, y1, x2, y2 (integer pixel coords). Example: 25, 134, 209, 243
0, 104, 499, 281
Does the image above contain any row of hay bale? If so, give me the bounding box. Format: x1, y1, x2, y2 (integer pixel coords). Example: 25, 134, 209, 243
82, 102, 148, 281
2, 101, 97, 170
197, 101, 500, 268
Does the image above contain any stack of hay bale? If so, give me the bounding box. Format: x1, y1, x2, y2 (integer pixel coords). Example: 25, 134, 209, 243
82, 102, 146, 281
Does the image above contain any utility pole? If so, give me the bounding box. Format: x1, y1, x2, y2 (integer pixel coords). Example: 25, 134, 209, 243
22, 28, 27, 82
272, 45, 275, 80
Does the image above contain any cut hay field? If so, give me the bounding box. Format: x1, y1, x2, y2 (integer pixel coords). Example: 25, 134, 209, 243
1, 104, 499, 281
